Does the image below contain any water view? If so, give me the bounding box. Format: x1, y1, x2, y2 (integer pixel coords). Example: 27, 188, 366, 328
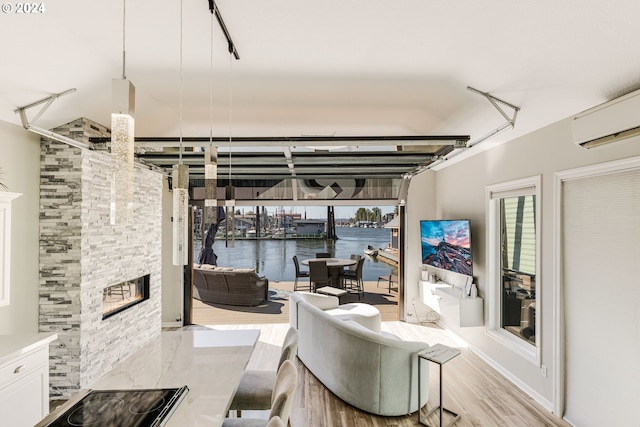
195, 227, 397, 282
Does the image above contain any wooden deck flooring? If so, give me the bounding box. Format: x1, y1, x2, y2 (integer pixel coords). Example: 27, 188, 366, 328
191, 280, 399, 325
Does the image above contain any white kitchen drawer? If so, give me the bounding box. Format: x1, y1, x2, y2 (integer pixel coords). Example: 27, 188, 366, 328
0, 346, 48, 387
0, 364, 49, 427
0, 334, 56, 427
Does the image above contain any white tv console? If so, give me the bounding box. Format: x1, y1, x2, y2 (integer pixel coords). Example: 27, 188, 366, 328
420, 275, 484, 327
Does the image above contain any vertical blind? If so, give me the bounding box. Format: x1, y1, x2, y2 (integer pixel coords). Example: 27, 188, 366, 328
501, 195, 536, 275
562, 167, 640, 426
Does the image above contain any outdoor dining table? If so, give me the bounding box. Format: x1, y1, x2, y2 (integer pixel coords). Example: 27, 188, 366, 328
301, 257, 357, 288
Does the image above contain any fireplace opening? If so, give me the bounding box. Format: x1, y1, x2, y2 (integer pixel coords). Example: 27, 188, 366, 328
102, 274, 150, 319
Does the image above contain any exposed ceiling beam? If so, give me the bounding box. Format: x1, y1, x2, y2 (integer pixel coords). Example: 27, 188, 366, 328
138, 151, 442, 165
183, 165, 417, 174
138, 144, 450, 182
92, 135, 469, 148
186, 172, 405, 180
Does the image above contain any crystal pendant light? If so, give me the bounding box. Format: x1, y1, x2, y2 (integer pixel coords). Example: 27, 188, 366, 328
204, 148, 218, 224
111, 0, 135, 225
172, 0, 189, 266
172, 164, 189, 266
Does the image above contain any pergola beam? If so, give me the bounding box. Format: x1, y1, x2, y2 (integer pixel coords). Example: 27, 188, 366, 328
92, 135, 469, 148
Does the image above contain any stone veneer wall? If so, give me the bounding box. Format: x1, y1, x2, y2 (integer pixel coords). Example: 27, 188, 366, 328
39, 122, 163, 399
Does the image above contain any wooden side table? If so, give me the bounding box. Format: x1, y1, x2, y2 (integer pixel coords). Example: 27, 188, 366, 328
418, 343, 462, 427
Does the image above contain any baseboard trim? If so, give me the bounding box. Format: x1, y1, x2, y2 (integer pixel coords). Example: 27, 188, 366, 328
437, 322, 555, 413
468, 344, 554, 412
162, 321, 183, 329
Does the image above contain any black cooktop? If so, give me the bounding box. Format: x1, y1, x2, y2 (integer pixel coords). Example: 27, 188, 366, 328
46, 386, 189, 427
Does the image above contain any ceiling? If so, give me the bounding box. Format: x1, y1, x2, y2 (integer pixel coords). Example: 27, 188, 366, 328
2, 1, 640, 192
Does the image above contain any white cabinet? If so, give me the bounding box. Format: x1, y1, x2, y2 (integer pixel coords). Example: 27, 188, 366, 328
0, 192, 21, 307
420, 280, 484, 327
0, 333, 57, 427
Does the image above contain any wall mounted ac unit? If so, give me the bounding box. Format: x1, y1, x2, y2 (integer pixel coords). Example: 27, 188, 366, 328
572, 88, 640, 149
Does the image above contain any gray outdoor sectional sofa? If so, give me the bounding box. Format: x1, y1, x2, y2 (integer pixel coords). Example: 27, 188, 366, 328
193, 265, 269, 306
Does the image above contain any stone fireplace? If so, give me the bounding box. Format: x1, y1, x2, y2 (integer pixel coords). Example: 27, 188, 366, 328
38, 118, 164, 399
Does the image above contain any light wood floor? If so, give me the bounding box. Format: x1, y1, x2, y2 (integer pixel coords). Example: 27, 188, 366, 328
189, 284, 571, 427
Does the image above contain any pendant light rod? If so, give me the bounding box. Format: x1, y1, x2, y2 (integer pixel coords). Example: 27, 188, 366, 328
179, 0, 184, 164
209, 12, 214, 146
121, 0, 127, 79
207, 0, 240, 59
228, 52, 232, 181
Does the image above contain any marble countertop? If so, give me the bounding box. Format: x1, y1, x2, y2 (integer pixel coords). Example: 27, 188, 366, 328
0, 333, 58, 366
38, 328, 260, 427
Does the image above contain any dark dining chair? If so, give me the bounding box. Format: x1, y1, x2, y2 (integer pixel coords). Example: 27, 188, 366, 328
377, 274, 398, 292
345, 254, 361, 273
343, 257, 365, 299
340, 254, 361, 288
292, 255, 310, 291
308, 260, 332, 292
315, 252, 331, 258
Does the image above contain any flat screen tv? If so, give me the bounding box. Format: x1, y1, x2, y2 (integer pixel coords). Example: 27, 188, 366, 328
420, 219, 472, 276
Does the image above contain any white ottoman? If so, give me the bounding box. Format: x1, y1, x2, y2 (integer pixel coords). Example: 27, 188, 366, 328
325, 303, 381, 332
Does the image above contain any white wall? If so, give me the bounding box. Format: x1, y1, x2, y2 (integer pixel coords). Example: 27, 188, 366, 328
404, 169, 435, 321
404, 116, 640, 412
0, 122, 41, 334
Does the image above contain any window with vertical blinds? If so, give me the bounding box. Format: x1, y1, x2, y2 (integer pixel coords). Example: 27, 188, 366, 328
561, 165, 640, 427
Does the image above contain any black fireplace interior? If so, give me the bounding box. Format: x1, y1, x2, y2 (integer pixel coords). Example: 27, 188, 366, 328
102, 274, 151, 319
